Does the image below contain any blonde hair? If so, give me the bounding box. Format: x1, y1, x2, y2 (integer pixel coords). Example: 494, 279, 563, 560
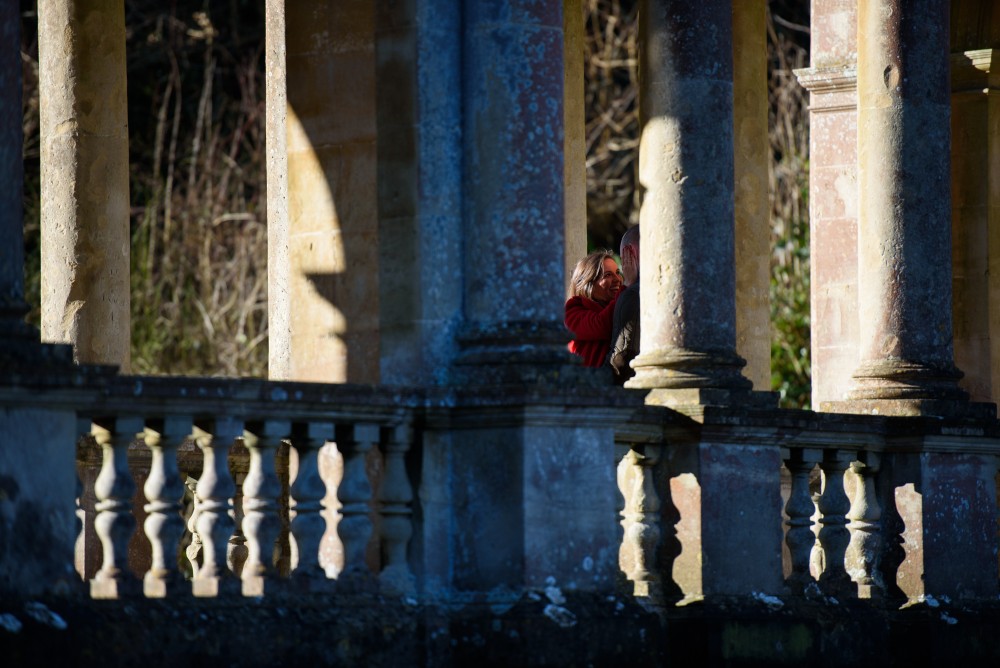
570, 250, 616, 300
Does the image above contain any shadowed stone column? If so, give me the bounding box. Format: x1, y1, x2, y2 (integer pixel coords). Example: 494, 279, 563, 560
845, 0, 969, 414
38, 0, 131, 370
732, 0, 770, 391
795, 0, 860, 410
564, 0, 587, 297
374, 0, 463, 385
627, 0, 751, 396
0, 1, 35, 361
453, 0, 572, 381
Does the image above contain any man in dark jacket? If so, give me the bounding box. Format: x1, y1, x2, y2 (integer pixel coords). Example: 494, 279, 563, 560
608, 225, 639, 384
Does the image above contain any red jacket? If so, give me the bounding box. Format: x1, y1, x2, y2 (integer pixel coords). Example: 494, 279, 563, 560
565, 292, 620, 368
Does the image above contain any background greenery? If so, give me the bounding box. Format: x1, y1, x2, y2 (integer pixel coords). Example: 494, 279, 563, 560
20, 0, 812, 407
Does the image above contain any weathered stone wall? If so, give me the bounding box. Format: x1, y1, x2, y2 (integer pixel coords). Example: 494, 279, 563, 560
272, 1, 380, 384
0, 391, 80, 597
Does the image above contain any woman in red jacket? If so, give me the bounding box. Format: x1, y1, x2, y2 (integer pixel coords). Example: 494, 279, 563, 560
565, 250, 623, 367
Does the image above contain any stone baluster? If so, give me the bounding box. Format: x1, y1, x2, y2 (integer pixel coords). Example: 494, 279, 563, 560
74, 418, 97, 581
288, 421, 333, 591
90, 416, 143, 599
241, 420, 289, 596
184, 476, 203, 576
617, 444, 664, 601
336, 423, 378, 590
783, 448, 821, 593
142, 416, 192, 598
817, 450, 854, 595
846, 453, 882, 598
192, 417, 242, 596
228, 467, 249, 579
377, 424, 415, 596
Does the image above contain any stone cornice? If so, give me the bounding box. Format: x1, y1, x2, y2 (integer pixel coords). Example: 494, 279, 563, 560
951, 48, 999, 93
794, 65, 857, 113
794, 65, 858, 94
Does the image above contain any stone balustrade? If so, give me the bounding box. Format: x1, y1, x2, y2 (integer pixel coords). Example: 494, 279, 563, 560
54, 376, 1000, 608
616, 403, 1000, 606
72, 374, 416, 599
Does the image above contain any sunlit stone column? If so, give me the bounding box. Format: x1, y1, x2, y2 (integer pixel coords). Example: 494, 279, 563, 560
627, 0, 750, 394
847, 0, 967, 412
264, 0, 290, 380
38, 0, 131, 370
454, 0, 572, 381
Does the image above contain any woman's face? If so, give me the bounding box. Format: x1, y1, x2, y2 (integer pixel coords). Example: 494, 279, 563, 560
591, 258, 622, 304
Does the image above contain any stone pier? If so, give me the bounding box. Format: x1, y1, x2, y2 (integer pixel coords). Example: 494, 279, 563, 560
795, 0, 860, 410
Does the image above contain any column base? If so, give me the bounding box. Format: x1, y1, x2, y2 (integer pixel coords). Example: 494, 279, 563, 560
837, 359, 993, 417
625, 347, 753, 392
452, 320, 590, 386
822, 398, 996, 419
847, 359, 967, 401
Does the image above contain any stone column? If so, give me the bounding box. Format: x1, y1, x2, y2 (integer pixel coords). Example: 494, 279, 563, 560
38, 0, 131, 370
795, 0, 859, 410
732, 0, 770, 391
375, 0, 463, 385
264, 0, 290, 380
454, 0, 572, 381
847, 0, 967, 412
627, 0, 750, 394
564, 0, 587, 298
0, 2, 35, 359
272, 0, 379, 383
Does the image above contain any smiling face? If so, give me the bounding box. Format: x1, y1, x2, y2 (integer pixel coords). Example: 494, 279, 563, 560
590, 257, 622, 304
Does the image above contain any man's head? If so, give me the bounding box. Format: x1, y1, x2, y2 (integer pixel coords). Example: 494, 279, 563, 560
619, 225, 640, 286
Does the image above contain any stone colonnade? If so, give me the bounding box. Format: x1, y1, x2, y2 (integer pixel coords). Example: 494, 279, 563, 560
6, 0, 996, 419
19, 0, 774, 394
